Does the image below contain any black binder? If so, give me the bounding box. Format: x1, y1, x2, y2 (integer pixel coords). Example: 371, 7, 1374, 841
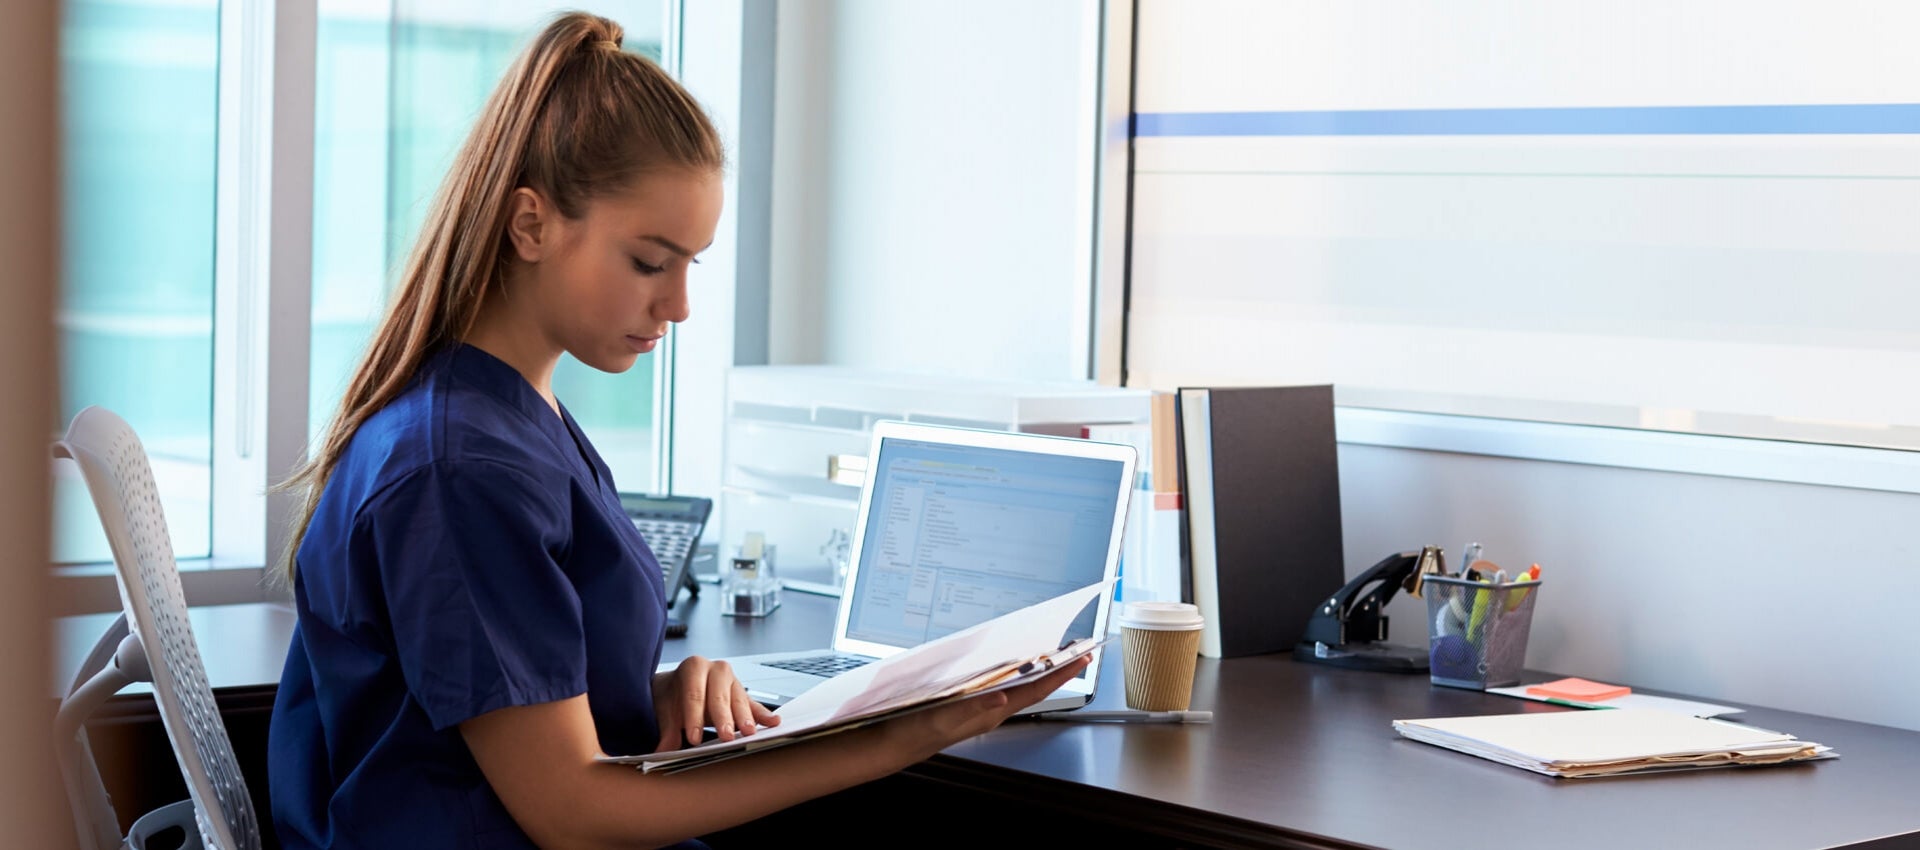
1175, 385, 1345, 658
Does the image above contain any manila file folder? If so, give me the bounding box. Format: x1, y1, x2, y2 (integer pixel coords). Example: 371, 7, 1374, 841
1392, 709, 1832, 778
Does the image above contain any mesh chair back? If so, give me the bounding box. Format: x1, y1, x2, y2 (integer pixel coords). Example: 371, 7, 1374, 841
54, 406, 263, 850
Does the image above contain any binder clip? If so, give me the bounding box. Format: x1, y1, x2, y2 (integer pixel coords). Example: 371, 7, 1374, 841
1291, 547, 1439, 673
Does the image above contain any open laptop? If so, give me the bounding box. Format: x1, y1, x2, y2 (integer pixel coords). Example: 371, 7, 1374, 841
719, 419, 1138, 716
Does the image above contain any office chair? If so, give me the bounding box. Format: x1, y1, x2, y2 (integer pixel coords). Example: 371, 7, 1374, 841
52, 406, 263, 850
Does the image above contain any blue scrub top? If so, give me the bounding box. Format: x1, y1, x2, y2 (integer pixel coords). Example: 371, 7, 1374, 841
269, 344, 688, 849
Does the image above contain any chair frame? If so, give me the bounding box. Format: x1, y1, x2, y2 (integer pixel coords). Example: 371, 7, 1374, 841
53, 405, 263, 850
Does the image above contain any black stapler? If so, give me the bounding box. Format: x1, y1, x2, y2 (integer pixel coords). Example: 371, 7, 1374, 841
1291, 547, 1440, 673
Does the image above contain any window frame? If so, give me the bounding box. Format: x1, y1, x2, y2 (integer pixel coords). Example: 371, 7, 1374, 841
210, 0, 315, 572
668, 0, 758, 530
58, 0, 728, 613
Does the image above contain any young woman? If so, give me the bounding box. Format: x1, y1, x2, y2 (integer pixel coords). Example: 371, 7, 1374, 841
266, 12, 1087, 850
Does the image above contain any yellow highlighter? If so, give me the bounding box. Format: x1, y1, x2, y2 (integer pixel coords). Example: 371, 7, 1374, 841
1465, 578, 1494, 641
1505, 564, 1542, 612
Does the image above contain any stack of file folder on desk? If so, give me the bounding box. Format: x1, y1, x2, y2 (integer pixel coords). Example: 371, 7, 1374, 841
1392, 709, 1834, 778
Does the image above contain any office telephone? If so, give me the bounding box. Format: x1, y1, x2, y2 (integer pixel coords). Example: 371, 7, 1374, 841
618, 492, 712, 637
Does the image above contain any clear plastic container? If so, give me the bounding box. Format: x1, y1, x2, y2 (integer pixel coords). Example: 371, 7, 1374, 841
721, 537, 781, 617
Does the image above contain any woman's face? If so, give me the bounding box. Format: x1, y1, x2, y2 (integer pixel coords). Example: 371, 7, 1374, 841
523, 169, 723, 374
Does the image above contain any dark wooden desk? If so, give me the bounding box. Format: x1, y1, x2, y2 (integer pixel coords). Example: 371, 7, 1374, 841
938, 653, 1920, 850
59, 591, 1920, 850
55, 602, 295, 710
676, 592, 1920, 850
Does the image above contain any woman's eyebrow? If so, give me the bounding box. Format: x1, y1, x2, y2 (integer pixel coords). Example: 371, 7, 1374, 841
637, 234, 713, 258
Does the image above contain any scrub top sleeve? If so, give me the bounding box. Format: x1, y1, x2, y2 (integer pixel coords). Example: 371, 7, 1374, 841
362, 460, 587, 731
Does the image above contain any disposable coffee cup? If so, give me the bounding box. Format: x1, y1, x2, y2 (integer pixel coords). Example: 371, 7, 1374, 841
1118, 601, 1204, 711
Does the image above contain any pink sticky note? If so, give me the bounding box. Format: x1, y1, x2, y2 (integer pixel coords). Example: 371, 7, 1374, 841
1526, 677, 1631, 702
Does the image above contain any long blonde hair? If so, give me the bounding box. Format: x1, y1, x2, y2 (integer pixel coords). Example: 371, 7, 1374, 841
275, 11, 724, 584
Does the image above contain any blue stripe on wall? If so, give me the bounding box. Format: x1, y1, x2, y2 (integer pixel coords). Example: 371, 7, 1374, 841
1133, 104, 1920, 137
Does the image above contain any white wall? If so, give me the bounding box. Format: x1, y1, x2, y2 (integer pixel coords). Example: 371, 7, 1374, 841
767, 0, 1101, 381
1118, 0, 1920, 732
1343, 444, 1920, 732
761, 0, 1920, 733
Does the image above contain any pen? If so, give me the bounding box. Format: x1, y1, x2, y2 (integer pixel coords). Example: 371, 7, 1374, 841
1036, 710, 1213, 724
1458, 542, 1484, 579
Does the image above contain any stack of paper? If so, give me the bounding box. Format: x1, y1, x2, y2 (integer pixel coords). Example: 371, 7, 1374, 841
1392, 709, 1834, 778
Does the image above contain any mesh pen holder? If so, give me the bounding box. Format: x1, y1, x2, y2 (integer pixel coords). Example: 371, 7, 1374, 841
1423, 575, 1541, 689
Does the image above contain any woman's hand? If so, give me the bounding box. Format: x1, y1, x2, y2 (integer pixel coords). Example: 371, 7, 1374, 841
880, 654, 1093, 761
652, 656, 780, 752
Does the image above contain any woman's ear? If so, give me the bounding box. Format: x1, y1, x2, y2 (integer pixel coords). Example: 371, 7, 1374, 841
504, 187, 550, 263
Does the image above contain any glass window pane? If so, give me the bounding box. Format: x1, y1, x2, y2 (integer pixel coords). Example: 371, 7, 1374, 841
309, 5, 391, 431
55, 0, 220, 563
312, 1, 669, 494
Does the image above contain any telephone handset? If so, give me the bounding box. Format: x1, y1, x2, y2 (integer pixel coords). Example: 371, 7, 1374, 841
618, 492, 713, 637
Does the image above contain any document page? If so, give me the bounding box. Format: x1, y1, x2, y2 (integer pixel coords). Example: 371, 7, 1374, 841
600, 580, 1111, 772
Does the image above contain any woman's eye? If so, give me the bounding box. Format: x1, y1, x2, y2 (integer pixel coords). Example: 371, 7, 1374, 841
631, 257, 666, 276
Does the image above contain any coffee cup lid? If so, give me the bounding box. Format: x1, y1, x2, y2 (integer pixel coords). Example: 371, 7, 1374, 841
1118, 601, 1203, 630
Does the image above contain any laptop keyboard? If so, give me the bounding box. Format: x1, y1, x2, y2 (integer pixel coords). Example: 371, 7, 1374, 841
763, 654, 872, 677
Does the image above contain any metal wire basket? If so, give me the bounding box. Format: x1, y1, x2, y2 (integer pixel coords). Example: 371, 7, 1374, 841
1423, 575, 1541, 689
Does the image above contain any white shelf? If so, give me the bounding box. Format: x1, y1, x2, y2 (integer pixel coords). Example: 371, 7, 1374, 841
718, 366, 1153, 597
726, 365, 1152, 431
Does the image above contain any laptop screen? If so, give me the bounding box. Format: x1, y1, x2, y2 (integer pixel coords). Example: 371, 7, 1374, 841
839, 429, 1130, 652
